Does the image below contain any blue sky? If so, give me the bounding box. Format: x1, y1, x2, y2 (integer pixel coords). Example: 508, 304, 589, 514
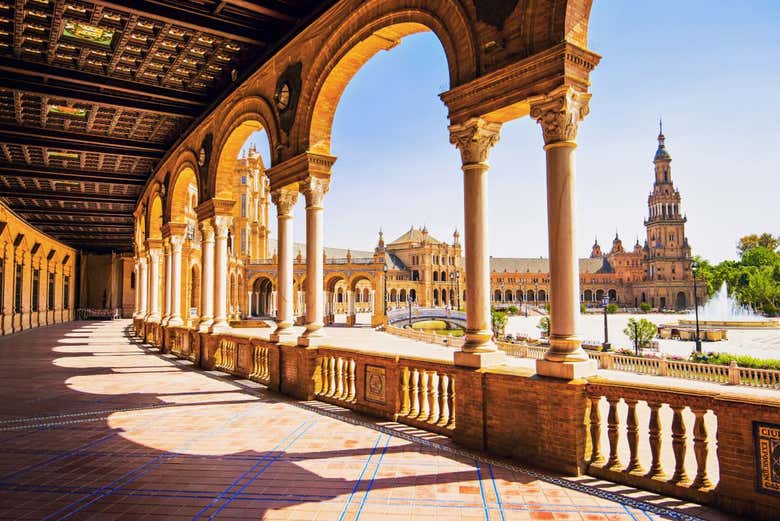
248, 1, 780, 262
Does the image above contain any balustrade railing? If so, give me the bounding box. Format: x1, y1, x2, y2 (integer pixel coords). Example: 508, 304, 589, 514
215, 338, 237, 372
315, 353, 356, 404
587, 383, 717, 502
249, 343, 271, 384
398, 365, 455, 431
738, 365, 780, 388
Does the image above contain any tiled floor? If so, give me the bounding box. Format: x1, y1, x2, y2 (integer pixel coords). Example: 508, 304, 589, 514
0, 320, 733, 520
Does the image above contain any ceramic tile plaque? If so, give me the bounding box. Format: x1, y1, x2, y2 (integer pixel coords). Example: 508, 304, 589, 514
754, 421, 780, 496
365, 365, 386, 405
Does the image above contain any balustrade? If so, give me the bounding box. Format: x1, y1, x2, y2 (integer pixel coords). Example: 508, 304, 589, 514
250, 343, 271, 384
398, 366, 455, 431
215, 338, 237, 372
315, 353, 356, 404
587, 384, 718, 502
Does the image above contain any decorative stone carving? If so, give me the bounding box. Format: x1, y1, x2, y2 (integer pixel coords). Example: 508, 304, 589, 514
301, 176, 330, 208
170, 235, 184, 253
530, 87, 591, 145
448, 117, 502, 165
213, 216, 232, 239
199, 221, 215, 243
272, 188, 299, 216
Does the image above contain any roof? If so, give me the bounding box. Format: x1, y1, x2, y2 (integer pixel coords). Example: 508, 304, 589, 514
388, 227, 441, 246
489, 257, 611, 274
267, 239, 373, 260
385, 252, 407, 271
0, 0, 333, 252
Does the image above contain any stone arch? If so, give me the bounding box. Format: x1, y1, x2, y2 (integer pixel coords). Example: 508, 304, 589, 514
608, 289, 617, 302
167, 151, 200, 223
146, 193, 164, 240
325, 273, 347, 292
527, 290, 535, 302
584, 289, 593, 302
433, 271, 439, 282
494, 289, 501, 302
209, 97, 278, 201
390, 288, 397, 302
251, 275, 275, 317
595, 289, 605, 302
538, 289, 547, 302
505, 290, 513, 302
676, 291, 687, 310
433, 288, 439, 306
348, 273, 373, 291
299, 0, 477, 155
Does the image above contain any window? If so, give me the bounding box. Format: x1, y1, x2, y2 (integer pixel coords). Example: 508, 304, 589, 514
14, 263, 22, 313
241, 175, 247, 185
241, 194, 247, 217
32, 269, 40, 311
241, 229, 247, 255
63, 275, 70, 309
48, 272, 55, 310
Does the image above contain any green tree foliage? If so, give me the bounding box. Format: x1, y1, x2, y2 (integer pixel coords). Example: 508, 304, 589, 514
491, 309, 508, 336
695, 239, 780, 316
737, 233, 779, 256
606, 303, 618, 314
537, 316, 550, 335
623, 318, 657, 348
639, 301, 651, 313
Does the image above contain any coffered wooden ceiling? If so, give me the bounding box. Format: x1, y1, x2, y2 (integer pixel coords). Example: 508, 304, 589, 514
0, 0, 331, 252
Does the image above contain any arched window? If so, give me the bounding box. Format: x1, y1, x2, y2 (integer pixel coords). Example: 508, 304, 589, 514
505, 290, 512, 302
584, 289, 593, 302
516, 290, 523, 301
412, 270, 419, 281
399, 289, 406, 302
441, 271, 446, 282
337, 288, 344, 303
595, 289, 604, 301
538, 290, 547, 301
390, 289, 397, 302
433, 271, 438, 282
409, 289, 416, 302
433, 289, 439, 306
494, 290, 501, 302
527, 290, 535, 302
608, 289, 617, 302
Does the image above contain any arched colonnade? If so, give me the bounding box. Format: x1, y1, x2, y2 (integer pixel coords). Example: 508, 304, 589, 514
133, 0, 600, 376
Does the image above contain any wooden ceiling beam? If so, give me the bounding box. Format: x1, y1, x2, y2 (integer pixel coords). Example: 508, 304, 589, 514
219, 0, 296, 22
1, 78, 199, 118
0, 165, 147, 186
12, 208, 131, 219
0, 124, 168, 156
0, 190, 137, 203
0, 59, 208, 106
89, 0, 268, 45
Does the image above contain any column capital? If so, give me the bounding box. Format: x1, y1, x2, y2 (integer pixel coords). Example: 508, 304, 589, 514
448, 117, 502, 165
213, 215, 232, 239
271, 186, 299, 217
267, 151, 337, 192
300, 176, 330, 208
198, 220, 215, 242
170, 234, 185, 252
529, 86, 591, 146
196, 198, 235, 221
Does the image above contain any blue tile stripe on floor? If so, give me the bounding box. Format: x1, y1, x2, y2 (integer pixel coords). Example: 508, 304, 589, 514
475, 459, 491, 520
354, 433, 391, 521
488, 463, 506, 521
337, 433, 385, 521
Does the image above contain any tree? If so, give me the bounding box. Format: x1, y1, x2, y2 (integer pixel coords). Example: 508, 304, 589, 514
741, 246, 780, 268
537, 316, 550, 336
623, 318, 657, 350
491, 309, 508, 336
606, 303, 618, 314
639, 301, 651, 313
737, 233, 779, 256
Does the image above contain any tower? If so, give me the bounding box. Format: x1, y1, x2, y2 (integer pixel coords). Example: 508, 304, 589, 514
640, 123, 693, 308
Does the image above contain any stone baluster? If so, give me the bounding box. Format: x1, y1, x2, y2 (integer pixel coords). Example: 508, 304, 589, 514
626, 399, 645, 474
647, 401, 666, 479
336, 357, 344, 398
410, 368, 420, 418
437, 374, 450, 427
328, 356, 336, 397
428, 371, 440, 424
447, 379, 456, 428
319, 357, 329, 396
400, 367, 411, 416
589, 395, 605, 466
691, 408, 714, 489
347, 359, 356, 401
418, 370, 430, 421
671, 405, 690, 485
606, 397, 622, 470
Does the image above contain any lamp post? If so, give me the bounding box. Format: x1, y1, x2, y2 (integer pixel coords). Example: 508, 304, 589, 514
408, 296, 415, 327
602, 296, 611, 351
383, 263, 388, 317
534, 281, 539, 309
449, 271, 454, 310
692, 260, 702, 353
455, 270, 461, 310
521, 280, 527, 317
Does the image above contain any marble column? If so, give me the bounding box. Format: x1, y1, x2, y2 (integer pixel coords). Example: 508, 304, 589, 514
137, 257, 148, 318
210, 216, 231, 333
449, 118, 504, 368
271, 187, 298, 341
247, 291, 253, 317
299, 177, 329, 346
161, 240, 172, 325
531, 86, 596, 379
146, 247, 162, 323
168, 235, 184, 327
133, 259, 142, 318
198, 221, 215, 332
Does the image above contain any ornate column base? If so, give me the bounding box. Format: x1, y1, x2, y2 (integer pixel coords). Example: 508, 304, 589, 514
209, 319, 229, 334
167, 316, 184, 327
198, 318, 213, 333
536, 336, 597, 379
147, 314, 161, 324
454, 350, 505, 368
297, 323, 325, 346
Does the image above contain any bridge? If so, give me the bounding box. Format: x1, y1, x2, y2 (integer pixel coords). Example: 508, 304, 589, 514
386, 307, 466, 329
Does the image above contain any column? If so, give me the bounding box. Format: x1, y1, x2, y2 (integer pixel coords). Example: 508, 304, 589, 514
161, 239, 172, 325
247, 291, 253, 317
270, 187, 298, 341
133, 259, 142, 318
210, 216, 231, 332
137, 256, 148, 318
449, 117, 505, 368
146, 245, 162, 322
299, 177, 329, 346
168, 235, 184, 326
199, 221, 215, 332
530, 86, 596, 379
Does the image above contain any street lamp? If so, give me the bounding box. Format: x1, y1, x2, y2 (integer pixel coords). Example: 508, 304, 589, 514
455, 270, 461, 310
602, 296, 611, 351
534, 281, 539, 308
521, 280, 527, 317
692, 260, 702, 353
408, 296, 415, 327
449, 271, 454, 310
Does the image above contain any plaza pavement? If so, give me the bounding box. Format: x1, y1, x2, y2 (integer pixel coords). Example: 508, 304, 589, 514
0, 320, 743, 520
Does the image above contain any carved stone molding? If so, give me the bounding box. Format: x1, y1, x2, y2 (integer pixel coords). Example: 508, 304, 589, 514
530, 87, 591, 145
449, 117, 502, 165
213, 215, 232, 238
199, 220, 215, 243
170, 235, 184, 252
300, 176, 330, 208
272, 187, 299, 217
267, 151, 337, 192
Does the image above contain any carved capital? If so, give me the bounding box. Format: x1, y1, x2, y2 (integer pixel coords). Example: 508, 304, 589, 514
170, 235, 184, 252
449, 117, 502, 165
530, 87, 591, 145
300, 176, 330, 208
213, 215, 232, 239
271, 187, 299, 217
199, 220, 215, 243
